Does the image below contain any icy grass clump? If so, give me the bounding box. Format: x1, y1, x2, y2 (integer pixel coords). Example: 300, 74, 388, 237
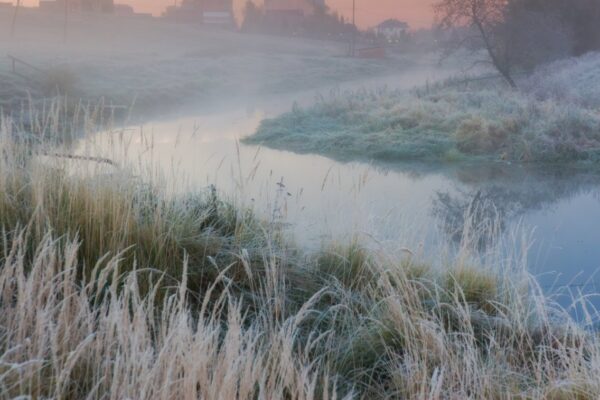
248, 58, 600, 163
525, 52, 600, 109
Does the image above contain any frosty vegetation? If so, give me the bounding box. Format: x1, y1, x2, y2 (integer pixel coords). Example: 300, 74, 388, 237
248, 53, 600, 164
2, 104, 600, 399
248, 0, 600, 165
2, 2, 600, 399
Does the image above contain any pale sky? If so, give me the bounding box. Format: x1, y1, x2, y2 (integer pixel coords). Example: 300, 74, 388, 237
21, 0, 437, 29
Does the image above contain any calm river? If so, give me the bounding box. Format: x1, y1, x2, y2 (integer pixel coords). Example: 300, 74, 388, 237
76, 85, 600, 323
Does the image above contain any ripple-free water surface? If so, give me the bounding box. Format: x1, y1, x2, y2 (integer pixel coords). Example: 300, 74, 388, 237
77, 101, 600, 318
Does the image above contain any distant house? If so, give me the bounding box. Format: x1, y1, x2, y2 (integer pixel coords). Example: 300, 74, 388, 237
374, 19, 409, 43
39, 0, 114, 13
264, 0, 324, 17
163, 0, 234, 28
111, 4, 152, 18
113, 3, 134, 16
162, 0, 202, 23
262, 0, 325, 33
202, 0, 234, 26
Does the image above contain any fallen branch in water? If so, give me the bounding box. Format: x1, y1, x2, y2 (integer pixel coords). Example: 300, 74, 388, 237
40, 151, 119, 167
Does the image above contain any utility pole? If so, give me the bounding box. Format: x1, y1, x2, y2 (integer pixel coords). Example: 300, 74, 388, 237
351, 0, 356, 57
10, 0, 21, 38
63, 0, 69, 43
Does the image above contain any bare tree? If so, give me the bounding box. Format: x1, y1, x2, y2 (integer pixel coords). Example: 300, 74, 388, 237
435, 0, 518, 88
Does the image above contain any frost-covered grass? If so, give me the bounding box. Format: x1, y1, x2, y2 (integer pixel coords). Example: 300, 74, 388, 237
2, 106, 600, 399
525, 52, 600, 109
247, 53, 600, 164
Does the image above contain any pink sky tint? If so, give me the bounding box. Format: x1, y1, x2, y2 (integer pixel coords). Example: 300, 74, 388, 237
20, 0, 437, 29
327, 0, 436, 29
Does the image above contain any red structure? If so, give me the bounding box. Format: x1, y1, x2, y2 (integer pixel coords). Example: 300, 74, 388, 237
357, 46, 386, 59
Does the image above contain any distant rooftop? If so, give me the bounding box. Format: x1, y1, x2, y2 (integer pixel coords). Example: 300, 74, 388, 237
377, 19, 409, 30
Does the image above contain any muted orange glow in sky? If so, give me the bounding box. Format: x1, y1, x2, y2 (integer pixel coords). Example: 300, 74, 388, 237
326, 0, 435, 29
21, 0, 436, 29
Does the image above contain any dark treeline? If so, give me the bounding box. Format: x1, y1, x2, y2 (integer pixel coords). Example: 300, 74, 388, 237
510, 0, 600, 56
436, 0, 600, 87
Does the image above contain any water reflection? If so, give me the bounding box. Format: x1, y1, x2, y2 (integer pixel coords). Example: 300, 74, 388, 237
426, 164, 600, 316
74, 108, 600, 313
433, 188, 506, 251
432, 165, 600, 249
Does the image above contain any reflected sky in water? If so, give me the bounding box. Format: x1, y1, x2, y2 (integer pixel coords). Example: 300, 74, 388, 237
76, 103, 600, 315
